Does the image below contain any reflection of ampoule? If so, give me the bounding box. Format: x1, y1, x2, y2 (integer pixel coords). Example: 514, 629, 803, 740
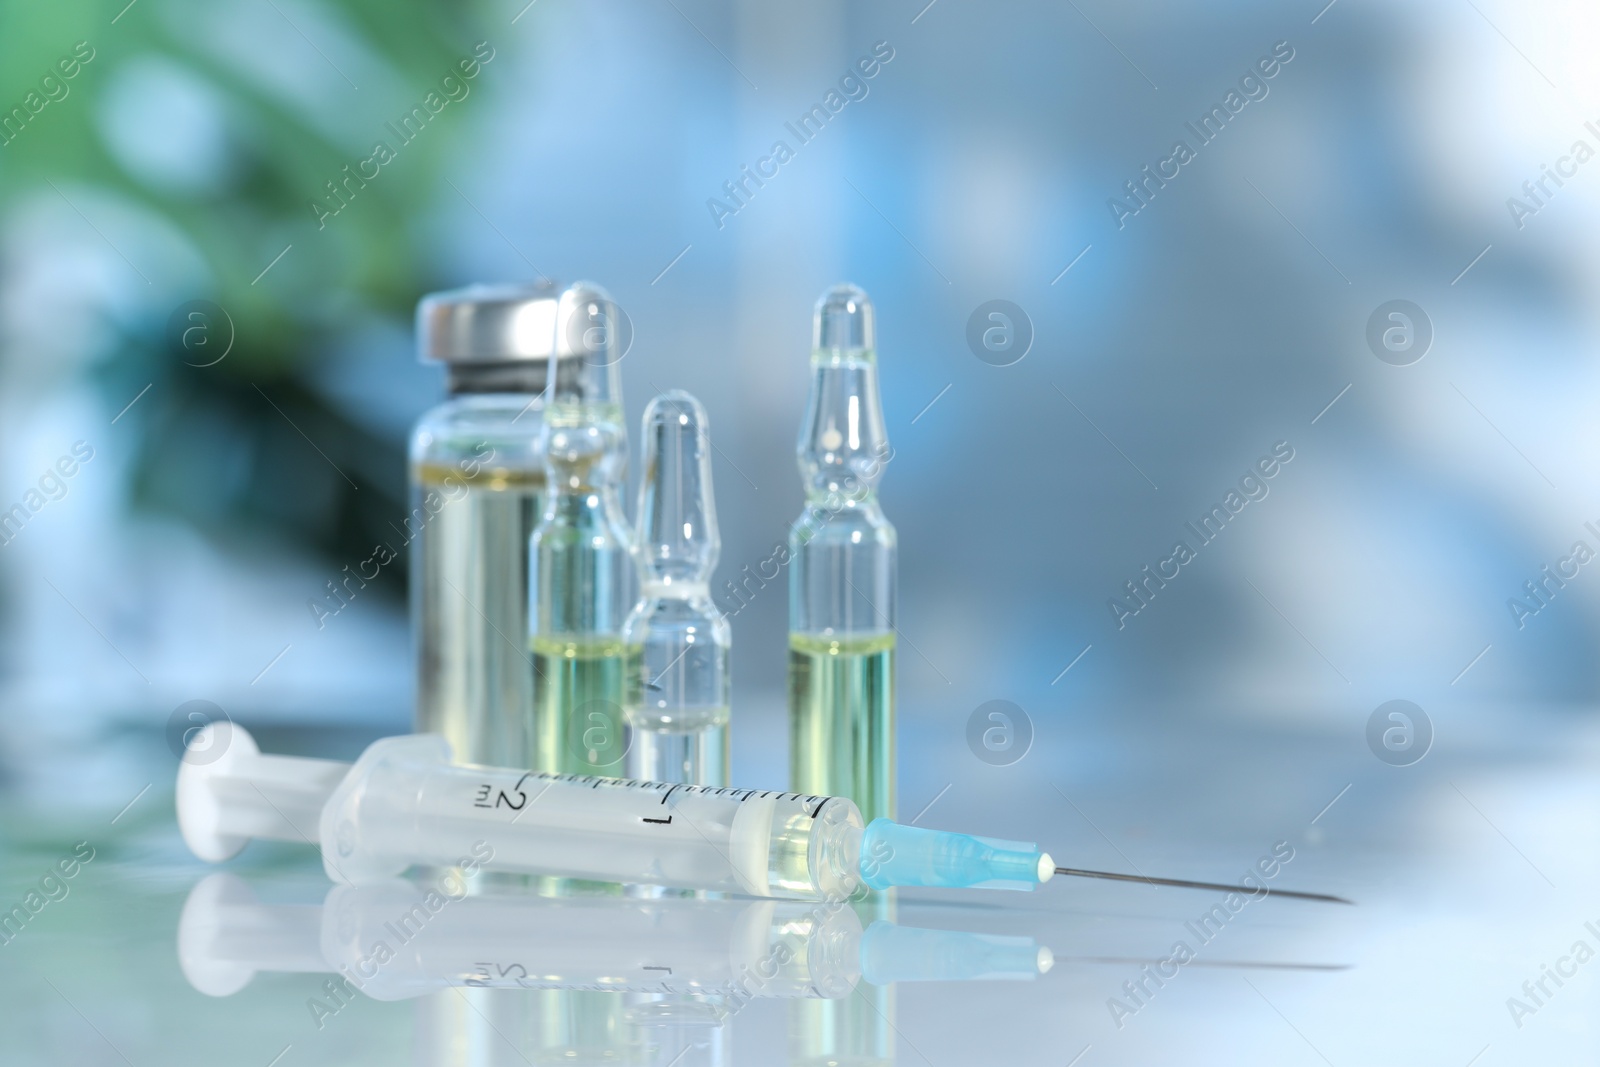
530, 282, 634, 776
624, 391, 730, 786
789, 284, 897, 824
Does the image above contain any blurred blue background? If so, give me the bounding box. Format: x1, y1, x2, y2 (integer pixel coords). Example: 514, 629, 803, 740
3, 0, 1599, 811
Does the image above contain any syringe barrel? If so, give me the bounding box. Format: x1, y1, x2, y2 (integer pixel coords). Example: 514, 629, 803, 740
319, 735, 864, 900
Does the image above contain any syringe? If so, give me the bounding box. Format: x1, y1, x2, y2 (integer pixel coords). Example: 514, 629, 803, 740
178, 723, 1348, 904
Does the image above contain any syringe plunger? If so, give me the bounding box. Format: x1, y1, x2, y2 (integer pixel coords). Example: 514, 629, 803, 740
176, 723, 347, 861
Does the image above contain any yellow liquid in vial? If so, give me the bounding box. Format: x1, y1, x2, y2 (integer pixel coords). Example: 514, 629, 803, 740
413, 462, 543, 767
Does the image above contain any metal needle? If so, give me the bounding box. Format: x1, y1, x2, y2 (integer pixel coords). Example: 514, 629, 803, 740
1053, 866, 1353, 905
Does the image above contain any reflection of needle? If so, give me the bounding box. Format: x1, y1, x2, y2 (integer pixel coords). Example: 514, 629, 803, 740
1055, 955, 1351, 972
1053, 867, 1353, 905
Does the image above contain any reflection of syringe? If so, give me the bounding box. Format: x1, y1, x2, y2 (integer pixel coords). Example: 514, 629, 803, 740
179, 724, 1348, 904
178, 874, 1053, 1002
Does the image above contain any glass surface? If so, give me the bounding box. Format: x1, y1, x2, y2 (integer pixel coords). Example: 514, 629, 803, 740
19, 704, 1599, 1064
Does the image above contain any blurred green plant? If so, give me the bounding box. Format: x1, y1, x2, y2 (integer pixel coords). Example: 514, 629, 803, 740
0, 0, 506, 568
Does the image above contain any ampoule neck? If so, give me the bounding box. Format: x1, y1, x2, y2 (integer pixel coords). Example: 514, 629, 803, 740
639, 577, 713, 601
541, 280, 629, 492
544, 417, 628, 493
812, 345, 877, 368
635, 390, 719, 588
800, 474, 881, 508
797, 284, 889, 506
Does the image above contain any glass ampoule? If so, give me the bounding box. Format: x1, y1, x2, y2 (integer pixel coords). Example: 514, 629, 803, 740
529, 282, 634, 776
620, 390, 731, 1056
788, 284, 897, 825
786, 285, 898, 1063
623, 391, 731, 787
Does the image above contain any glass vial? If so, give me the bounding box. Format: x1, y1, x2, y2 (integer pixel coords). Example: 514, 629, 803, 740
410, 282, 558, 768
